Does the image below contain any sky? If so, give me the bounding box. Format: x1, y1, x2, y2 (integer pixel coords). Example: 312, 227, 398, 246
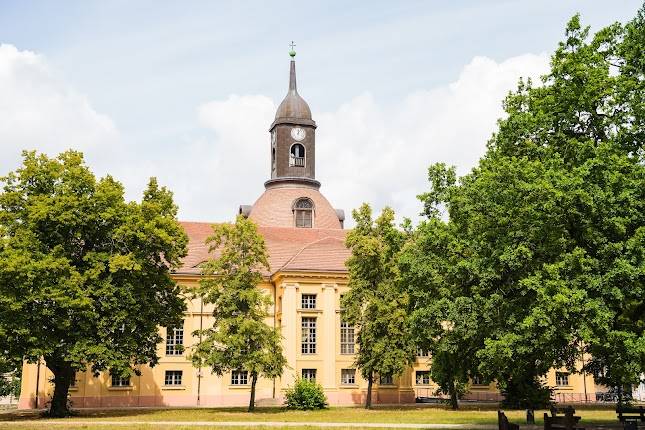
0, 0, 641, 225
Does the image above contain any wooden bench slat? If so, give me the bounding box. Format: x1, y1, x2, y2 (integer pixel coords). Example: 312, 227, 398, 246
617, 406, 645, 423
544, 410, 585, 430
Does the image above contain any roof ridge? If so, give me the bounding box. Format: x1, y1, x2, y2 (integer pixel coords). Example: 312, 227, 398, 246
276, 235, 344, 274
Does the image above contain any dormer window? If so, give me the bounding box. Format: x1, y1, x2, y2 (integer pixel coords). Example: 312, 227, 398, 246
293, 198, 314, 228
289, 143, 305, 167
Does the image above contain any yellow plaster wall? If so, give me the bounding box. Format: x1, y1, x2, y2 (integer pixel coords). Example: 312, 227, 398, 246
19, 271, 601, 408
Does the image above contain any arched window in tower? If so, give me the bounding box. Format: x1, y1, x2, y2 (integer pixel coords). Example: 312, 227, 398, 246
271, 131, 277, 172
293, 197, 314, 228
289, 143, 305, 167
272, 147, 276, 172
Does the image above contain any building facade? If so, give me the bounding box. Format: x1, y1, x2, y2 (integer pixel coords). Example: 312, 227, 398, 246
18, 53, 598, 409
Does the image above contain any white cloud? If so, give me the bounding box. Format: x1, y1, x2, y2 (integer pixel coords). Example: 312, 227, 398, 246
190, 53, 550, 224
0, 44, 118, 176
0, 44, 549, 226
316, 53, 550, 223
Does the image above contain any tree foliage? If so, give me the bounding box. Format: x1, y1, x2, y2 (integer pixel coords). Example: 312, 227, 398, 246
0, 150, 188, 416
407, 8, 645, 407
401, 166, 486, 409
191, 215, 286, 412
0, 355, 21, 399
477, 10, 644, 402
342, 204, 415, 409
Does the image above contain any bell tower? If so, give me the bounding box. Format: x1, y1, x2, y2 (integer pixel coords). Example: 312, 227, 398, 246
267, 47, 319, 189
239, 45, 345, 228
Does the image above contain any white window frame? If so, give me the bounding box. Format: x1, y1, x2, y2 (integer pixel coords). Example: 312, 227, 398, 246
341, 368, 356, 385
166, 322, 184, 356
111, 374, 131, 387
416, 371, 430, 385
289, 143, 306, 167
301, 368, 317, 382
231, 370, 249, 385
301, 294, 317, 309
301, 317, 317, 354
293, 198, 314, 228
472, 374, 486, 385
340, 321, 355, 354
556, 372, 570, 386
380, 374, 394, 385
164, 370, 182, 386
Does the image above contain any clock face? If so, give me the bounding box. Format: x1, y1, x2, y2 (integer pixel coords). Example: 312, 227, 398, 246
291, 127, 306, 141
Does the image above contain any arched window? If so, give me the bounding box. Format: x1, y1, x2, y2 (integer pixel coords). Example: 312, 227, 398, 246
293, 197, 314, 228
271, 147, 276, 171
289, 143, 305, 167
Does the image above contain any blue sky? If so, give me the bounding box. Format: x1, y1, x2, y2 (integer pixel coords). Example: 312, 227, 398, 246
0, 1, 641, 223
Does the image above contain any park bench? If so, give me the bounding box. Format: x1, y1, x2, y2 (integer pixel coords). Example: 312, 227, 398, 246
544, 406, 584, 430
616, 406, 645, 430
550, 406, 577, 417
498, 410, 520, 430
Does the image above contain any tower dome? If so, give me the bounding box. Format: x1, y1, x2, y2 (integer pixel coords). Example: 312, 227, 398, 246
272, 53, 314, 126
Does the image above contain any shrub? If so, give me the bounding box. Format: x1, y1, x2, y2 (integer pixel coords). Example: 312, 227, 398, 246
284, 378, 328, 410
500, 377, 553, 409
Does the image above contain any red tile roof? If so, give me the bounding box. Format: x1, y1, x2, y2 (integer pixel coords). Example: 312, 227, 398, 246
177, 221, 350, 276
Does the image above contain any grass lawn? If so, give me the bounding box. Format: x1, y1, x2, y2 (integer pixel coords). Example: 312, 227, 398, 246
0, 426, 353, 430
0, 404, 621, 427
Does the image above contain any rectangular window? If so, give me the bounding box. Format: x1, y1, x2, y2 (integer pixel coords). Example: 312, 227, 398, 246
472, 375, 486, 385
301, 294, 317, 309
164, 370, 182, 386
295, 210, 312, 228
231, 370, 248, 385
340, 321, 355, 354
341, 369, 356, 385
416, 347, 429, 357
301, 317, 316, 354
69, 371, 77, 387
416, 371, 430, 385
380, 374, 393, 385
302, 369, 317, 381
111, 374, 131, 387
555, 372, 569, 386
165, 321, 184, 356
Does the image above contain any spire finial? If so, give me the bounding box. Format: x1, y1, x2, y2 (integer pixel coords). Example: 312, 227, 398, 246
289, 41, 296, 58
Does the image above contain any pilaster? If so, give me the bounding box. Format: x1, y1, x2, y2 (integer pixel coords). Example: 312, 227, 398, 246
281, 283, 299, 386
322, 283, 337, 389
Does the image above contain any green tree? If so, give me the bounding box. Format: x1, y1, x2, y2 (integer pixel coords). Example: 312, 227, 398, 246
401, 164, 484, 409
0, 355, 21, 399
0, 150, 188, 417
342, 204, 415, 409
191, 215, 286, 412
411, 8, 645, 406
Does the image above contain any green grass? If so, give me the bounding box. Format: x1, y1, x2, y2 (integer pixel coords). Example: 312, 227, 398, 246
0, 426, 369, 430
0, 404, 621, 426
0, 426, 371, 430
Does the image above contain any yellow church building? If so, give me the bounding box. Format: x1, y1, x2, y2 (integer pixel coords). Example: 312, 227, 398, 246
19, 53, 599, 409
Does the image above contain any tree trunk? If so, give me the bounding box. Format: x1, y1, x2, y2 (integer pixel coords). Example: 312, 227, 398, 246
449, 380, 459, 410
365, 371, 373, 409
46, 360, 74, 418
248, 371, 258, 412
